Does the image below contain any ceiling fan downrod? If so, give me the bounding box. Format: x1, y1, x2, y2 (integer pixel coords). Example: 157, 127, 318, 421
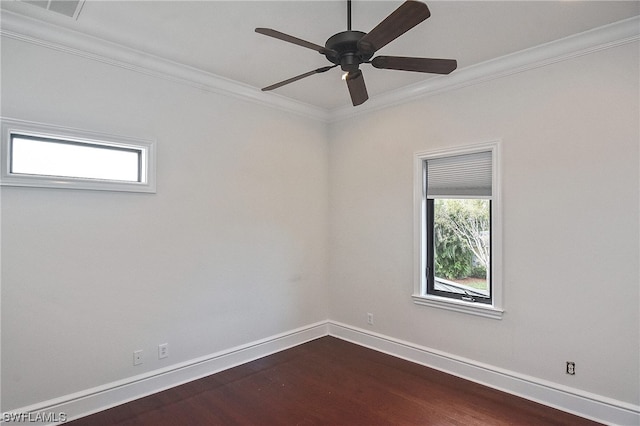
323, 0, 371, 73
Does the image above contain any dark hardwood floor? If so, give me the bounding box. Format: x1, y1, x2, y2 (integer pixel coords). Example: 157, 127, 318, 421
67, 336, 600, 425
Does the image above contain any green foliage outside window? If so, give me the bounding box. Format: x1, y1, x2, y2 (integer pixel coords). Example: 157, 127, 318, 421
434, 199, 490, 281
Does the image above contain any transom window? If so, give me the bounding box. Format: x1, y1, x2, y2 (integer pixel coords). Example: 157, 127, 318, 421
1, 118, 155, 193
10, 134, 142, 182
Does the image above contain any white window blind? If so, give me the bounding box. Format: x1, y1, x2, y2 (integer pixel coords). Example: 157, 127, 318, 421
426, 150, 492, 197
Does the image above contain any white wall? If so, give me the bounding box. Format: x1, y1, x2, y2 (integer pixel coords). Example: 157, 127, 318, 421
328, 41, 639, 406
1, 37, 329, 410
2, 23, 638, 418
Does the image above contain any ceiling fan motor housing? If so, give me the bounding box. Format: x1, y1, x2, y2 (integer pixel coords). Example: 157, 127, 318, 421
325, 31, 373, 72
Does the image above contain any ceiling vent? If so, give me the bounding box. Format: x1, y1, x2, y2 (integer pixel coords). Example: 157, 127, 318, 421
20, 0, 85, 19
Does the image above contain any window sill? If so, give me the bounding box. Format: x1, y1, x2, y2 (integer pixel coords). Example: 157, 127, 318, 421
412, 294, 503, 319
0, 174, 156, 193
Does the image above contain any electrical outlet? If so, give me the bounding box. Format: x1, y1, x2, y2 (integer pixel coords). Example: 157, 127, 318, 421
367, 313, 374, 325
133, 350, 143, 366
566, 361, 575, 375
158, 343, 169, 359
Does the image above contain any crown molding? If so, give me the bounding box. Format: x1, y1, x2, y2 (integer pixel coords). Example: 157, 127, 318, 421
0, 10, 331, 122
1, 10, 638, 123
328, 15, 640, 121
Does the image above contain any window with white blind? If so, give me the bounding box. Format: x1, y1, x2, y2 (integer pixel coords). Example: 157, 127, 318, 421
413, 142, 503, 319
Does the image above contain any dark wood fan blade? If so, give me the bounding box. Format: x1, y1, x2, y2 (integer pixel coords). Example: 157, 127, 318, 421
262, 65, 337, 91
371, 56, 457, 74
256, 28, 337, 56
345, 70, 368, 106
357, 1, 430, 54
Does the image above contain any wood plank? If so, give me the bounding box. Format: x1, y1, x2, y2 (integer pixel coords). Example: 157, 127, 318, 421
67, 337, 601, 425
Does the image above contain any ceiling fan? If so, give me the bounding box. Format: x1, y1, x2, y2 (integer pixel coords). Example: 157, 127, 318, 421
255, 0, 457, 107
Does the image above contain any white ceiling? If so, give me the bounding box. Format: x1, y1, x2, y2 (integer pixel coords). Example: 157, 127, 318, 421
2, 0, 639, 110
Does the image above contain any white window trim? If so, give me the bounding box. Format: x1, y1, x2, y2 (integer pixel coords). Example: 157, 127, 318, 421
413, 141, 503, 319
1, 118, 156, 193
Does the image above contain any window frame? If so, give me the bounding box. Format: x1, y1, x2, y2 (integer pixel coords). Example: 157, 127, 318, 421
413, 141, 503, 319
1, 118, 156, 193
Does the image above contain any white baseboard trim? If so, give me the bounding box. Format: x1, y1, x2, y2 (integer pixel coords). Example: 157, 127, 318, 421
327, 321, 640, 426
3, 321, 329, 425
6, 320, 638, 425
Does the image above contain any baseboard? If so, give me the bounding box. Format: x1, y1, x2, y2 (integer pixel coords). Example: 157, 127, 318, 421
327, 321, 640, 426
2, 321, 329, 425
5, 320, 638, 425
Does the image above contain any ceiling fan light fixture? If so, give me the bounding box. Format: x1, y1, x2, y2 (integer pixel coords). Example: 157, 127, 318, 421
255, 0, 456, 107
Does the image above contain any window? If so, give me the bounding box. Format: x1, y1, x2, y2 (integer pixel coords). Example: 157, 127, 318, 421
413, 142, 502, 319
1, 118, 155, 192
